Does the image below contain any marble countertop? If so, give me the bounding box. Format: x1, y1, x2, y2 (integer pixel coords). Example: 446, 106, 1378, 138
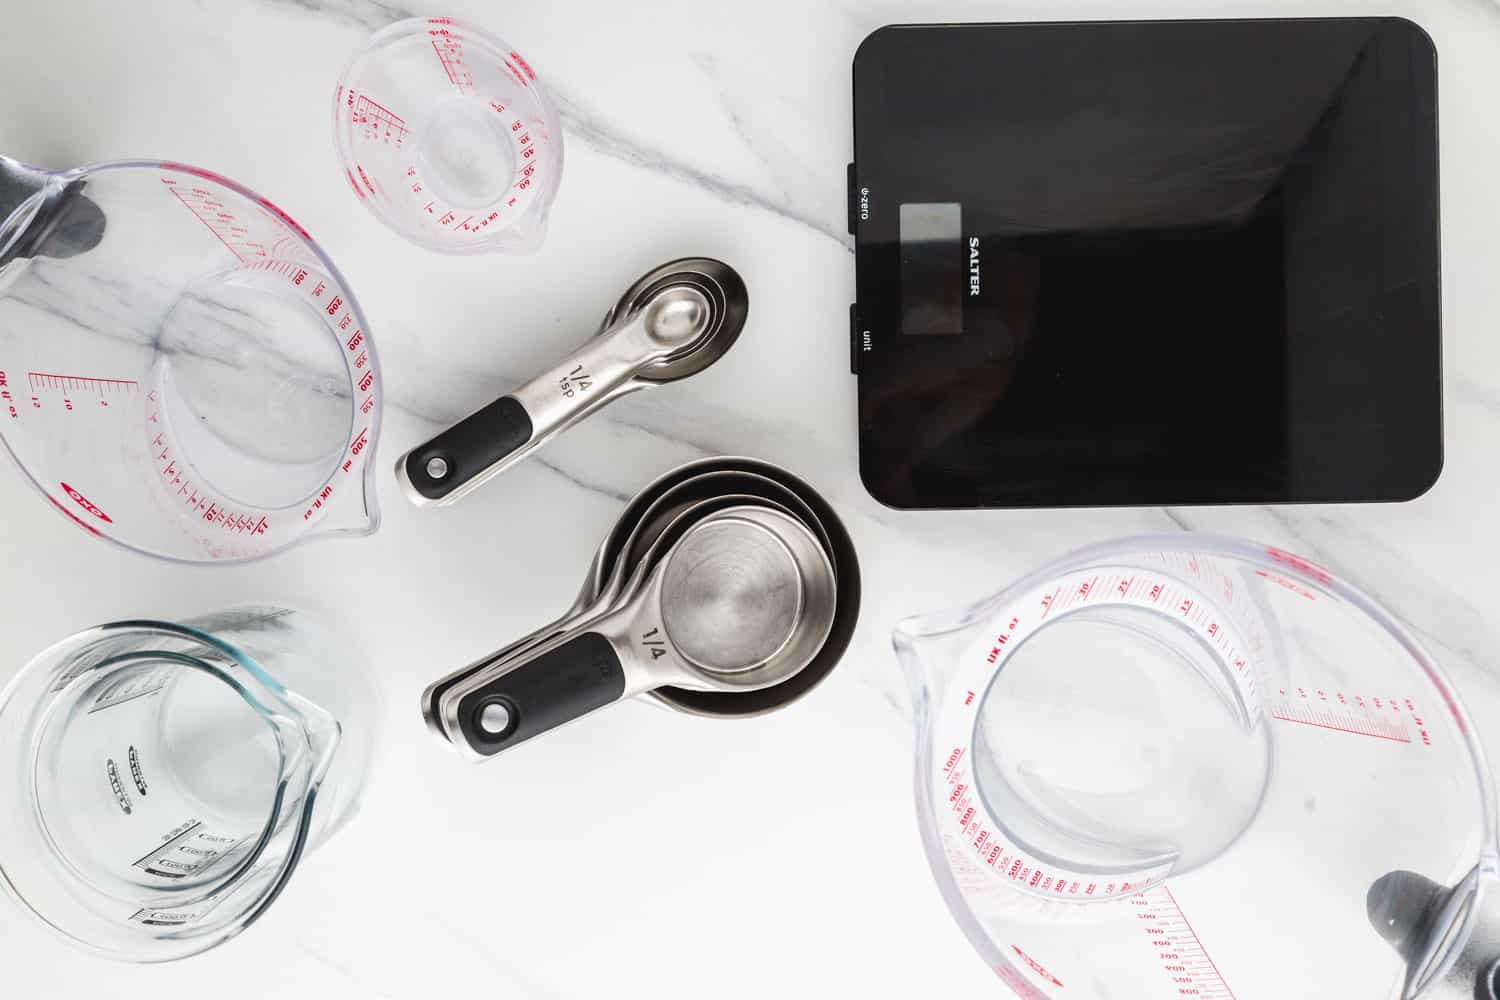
2, 0, 1498, 997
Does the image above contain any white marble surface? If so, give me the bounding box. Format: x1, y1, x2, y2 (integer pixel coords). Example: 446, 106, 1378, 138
2, 0, 1499, 997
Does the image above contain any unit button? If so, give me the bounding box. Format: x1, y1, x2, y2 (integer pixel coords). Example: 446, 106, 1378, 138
849, 304, 861, 374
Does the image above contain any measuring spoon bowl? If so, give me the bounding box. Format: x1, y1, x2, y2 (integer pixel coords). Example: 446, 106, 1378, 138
396, 259, 746, 508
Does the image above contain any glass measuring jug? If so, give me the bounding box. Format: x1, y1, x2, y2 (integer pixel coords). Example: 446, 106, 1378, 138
896, 535, 1497, 999
332, 16, 564, 253
0, 157, 382, 563
0, 608, 376, 962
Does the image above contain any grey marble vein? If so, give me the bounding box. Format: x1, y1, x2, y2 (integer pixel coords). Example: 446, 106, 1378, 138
289, 939, 407, 1000
549, 90, 849, 245
1157, 507, 1193, 532
531, 454, 634, 503
428, 917, 568, 1000
255, 0, 850, 244
1259, 506, 1500, 671
259, 0, 417, 32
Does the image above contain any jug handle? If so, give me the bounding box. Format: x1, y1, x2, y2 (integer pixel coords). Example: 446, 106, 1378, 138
0, 156, 106, 265
0, 156, 50, 221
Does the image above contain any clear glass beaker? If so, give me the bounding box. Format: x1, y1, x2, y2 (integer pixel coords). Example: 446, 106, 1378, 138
332, 16, 564, 253
0, 157, 382, 563
0, 608, 376, 962
896, 535, 1497, 999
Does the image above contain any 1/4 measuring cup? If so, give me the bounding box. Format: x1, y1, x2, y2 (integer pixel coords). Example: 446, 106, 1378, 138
0, 608, 376, 961
897, 536, 1497, 999
455, 505, 838, 756
0, 157, 382, 563
419, 456, 862, 757
333, 16, 563, 253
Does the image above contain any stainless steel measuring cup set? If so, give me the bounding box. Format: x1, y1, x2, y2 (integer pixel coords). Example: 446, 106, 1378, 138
423, 456, 861, 758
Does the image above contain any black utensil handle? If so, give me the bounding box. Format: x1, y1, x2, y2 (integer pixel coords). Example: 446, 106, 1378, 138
403, 396, 533, 501
423, 625, 562, 738
456, 632, 626, 755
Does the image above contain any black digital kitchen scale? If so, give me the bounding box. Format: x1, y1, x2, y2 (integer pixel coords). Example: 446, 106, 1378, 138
850, 18, 1442, 509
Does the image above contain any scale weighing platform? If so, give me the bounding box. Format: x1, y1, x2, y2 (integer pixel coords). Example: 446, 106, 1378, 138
849, 17, 1442, 509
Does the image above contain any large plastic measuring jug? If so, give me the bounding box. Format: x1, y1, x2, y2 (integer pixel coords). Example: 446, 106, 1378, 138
0, 156, 382, 563
897, 535, 1497, 999
0, 608, 376, 961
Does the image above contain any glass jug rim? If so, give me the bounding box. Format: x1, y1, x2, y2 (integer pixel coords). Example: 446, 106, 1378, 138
0, 614, 339, 961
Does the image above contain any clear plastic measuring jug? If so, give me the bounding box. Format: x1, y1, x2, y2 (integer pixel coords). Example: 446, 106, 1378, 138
0, 608, 376, 961
0, 157, 382, 563
332, 16, 564, 253
896, 536, 1497, 999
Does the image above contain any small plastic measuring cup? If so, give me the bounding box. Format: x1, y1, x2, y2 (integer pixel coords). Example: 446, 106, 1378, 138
897, 535, 1498, 999
0, 157, 382, 563
0, 608, 376, 961
332, 16, 564, 253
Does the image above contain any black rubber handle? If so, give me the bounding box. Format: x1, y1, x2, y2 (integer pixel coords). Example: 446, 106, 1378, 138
404, 396, 533, 500
456, 632, 626, 755
423, 628, 559, 737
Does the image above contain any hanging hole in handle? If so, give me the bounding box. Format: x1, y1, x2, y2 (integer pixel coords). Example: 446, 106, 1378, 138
400, 395, 534, 502
457, 633, 626, 755
474, 698, 518, 740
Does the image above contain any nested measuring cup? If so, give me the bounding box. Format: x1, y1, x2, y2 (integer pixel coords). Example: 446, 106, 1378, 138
332, 16, 563, 253
896, 536, 1497, 999
0, 157, 381, 563
0, 608, 375, 961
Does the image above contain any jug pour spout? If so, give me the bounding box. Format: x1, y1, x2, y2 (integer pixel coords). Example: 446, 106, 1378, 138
285, 691, 343, 785
892, 610, 977, 708
318, 490, 381, 539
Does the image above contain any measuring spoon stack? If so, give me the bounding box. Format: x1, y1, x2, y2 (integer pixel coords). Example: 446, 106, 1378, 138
421, 457, 861, 761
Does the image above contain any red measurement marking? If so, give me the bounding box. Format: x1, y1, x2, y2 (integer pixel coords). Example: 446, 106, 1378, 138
508, 50, 536, 81
1011, 945, 1063, 987
145, 391, 269, 538
161, 178, 264, 263
1254, 570, 1317, 600
27, 372, 139, 393
353, 95, 408, 142
1265, 546, 1333, 585
1134, 888, 1236, 999
430, 31, 473, 91
1270, 688, 1417, 743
